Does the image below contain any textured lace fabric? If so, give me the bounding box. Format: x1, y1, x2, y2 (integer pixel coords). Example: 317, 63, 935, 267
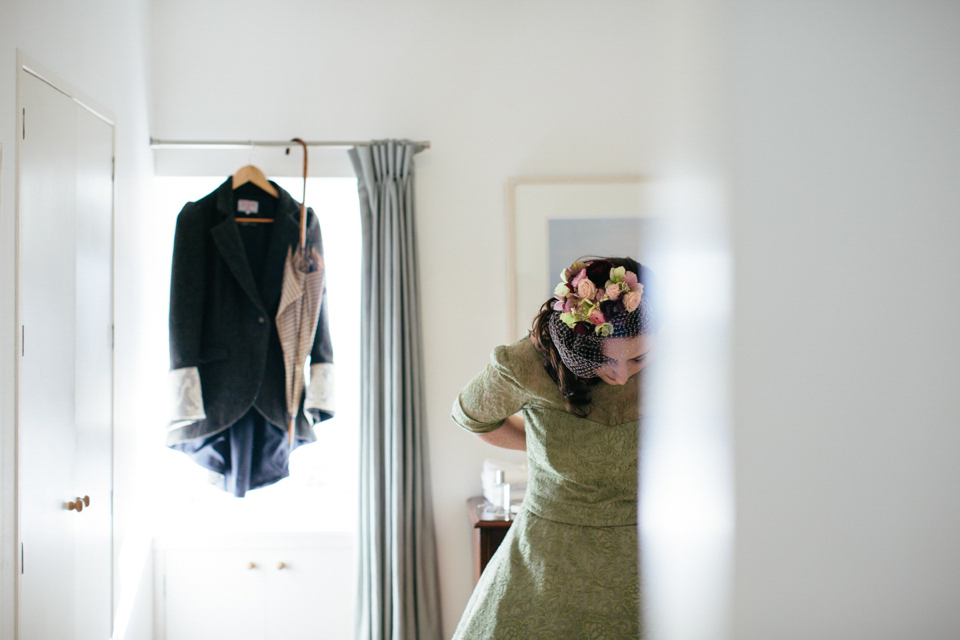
451, 337, 642, 638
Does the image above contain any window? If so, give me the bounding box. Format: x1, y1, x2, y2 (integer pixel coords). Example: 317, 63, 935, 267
147, 176, 361, 535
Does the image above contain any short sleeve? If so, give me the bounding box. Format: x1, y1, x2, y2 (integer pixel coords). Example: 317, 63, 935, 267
451, 344, 529, 433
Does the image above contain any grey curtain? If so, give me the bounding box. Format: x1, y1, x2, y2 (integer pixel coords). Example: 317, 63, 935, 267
349, 141, 443, 640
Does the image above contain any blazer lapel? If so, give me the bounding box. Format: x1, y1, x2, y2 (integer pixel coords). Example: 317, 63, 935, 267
211, 179, 266, 313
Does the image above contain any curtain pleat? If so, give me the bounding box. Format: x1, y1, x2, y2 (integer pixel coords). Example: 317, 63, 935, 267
351, 141, 442, 640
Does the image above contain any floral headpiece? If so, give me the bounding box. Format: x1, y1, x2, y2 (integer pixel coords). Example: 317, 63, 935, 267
553, 259, 644, 337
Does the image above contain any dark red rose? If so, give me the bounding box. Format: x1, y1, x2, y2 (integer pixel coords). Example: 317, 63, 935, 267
585, 260, 614, 286
599, 299, 626, 318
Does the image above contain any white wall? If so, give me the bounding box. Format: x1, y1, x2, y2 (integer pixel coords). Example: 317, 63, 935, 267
730, 2, 960, 638
150, 1, 649, 636
0, 1, 155, 638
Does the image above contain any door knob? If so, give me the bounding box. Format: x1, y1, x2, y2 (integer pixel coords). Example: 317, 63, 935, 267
66, 496, 91, 512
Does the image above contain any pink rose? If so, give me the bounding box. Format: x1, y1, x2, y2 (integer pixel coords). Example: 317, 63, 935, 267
623, 291, 641, 312
571, 268, 588, 287
589, 309, 606, 325
623, 271, 639, 289
605, 284, 621, 300
576, 278, 597, 300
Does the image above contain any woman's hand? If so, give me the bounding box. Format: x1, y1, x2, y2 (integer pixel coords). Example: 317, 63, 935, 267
476, 414, 526, 451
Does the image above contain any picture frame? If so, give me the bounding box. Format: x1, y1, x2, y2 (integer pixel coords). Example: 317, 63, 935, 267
506, 175, 652, 341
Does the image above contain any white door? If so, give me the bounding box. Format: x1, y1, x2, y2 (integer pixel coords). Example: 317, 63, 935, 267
264, 546, 356, 640
73, 91, 115, 640
17, 67, 114, 640
161, 548, 265, 640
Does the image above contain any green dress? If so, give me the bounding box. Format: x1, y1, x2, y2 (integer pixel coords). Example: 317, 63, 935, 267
451, 337, 641, 639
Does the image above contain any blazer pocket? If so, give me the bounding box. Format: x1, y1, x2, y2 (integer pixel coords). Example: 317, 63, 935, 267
199, 344, 229, 363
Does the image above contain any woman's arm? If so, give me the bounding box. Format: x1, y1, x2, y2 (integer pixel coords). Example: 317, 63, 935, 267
476, 414, 526, 451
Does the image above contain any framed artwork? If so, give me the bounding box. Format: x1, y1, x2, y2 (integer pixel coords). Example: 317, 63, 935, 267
507, 176, 652, 341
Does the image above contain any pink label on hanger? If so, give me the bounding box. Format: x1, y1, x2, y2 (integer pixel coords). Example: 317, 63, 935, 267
237, 199, 259, 214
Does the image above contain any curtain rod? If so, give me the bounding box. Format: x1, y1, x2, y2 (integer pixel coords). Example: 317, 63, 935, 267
149, 137, 430, 151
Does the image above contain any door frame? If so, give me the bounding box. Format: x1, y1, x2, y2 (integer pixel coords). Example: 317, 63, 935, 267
14, 50, 116, 639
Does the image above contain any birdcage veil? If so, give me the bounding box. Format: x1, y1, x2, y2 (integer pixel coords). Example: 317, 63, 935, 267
546, 258, 655, 379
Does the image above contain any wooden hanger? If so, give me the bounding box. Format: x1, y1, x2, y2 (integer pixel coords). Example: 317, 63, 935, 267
232, 164, 278, 223
233, 164, 278, 197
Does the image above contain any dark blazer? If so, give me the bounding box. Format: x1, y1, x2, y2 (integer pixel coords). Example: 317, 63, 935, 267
167, 178, 334, 445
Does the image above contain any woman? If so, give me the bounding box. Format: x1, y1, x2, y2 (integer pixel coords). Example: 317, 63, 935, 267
451, 257, 654, 639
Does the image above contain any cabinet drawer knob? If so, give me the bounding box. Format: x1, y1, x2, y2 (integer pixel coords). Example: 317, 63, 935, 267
67, 497, 83, 512
277, 562, 287, 570
247, 562, 257, 570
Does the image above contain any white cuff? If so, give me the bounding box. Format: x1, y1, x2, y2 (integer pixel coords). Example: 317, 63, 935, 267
169, 366, 205, 428
304, 363, 335, 419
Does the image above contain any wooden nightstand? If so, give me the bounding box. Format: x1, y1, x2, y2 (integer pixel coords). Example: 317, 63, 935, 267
467, 496, 513, 583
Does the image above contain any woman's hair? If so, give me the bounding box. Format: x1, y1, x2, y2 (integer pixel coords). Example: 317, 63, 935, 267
530, 256, 655, 416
